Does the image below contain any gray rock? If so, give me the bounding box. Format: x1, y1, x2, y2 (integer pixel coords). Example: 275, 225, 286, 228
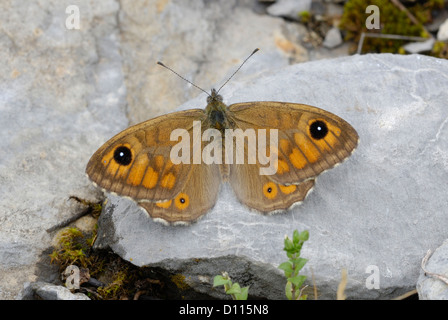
426, 10, 448, 32
403, 38, 435, 54
325, 3, 344, 17
437, 18, 448, 41
322, 27, 343, 49
2, 0, 447, 301
417, 240, 448, 300
19, 282, 90, 300
93, 54, 448, 300
267, 0, 312, 20
0, 0, 309, 300
119, 0, 305, 125
0, 0, 125, 300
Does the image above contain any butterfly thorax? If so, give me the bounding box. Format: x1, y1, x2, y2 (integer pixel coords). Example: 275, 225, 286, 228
204, 88, 235, 131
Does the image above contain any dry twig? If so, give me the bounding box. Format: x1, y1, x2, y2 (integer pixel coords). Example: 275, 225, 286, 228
336, 269, 347, 300
421, 249, 448, 285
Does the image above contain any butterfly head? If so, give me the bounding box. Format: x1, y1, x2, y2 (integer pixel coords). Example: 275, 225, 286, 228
204, 88, 233, 131
207, 88, 223, 103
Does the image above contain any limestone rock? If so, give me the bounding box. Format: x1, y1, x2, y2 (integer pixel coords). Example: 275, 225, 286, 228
0, 0, 125, 300
267, 0, 312, 20
0, 0, 308, 300
19, 282, 90, 300
417, 240, 448, 300
403, 38, 435, 54
322, 27, 343, 49
437, 18, 448, 41
94, 54, 448, 299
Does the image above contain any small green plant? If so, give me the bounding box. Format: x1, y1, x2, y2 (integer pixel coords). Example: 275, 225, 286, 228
213, 272, 249, 300
278, 229, 309, 300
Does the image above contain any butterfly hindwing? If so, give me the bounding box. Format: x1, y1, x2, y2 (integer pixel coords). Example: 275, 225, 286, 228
139, 162, 221, 224
229, 163, 315, 213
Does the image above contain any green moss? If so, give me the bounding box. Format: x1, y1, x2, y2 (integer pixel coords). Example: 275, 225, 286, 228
340, 0, 443, 54
50, 227, 90, 270
431, 41, 448, 59
298, 10, 311, 24
97, 270, 131, 299
170, 274, 190, 291
50, 224, 170, 299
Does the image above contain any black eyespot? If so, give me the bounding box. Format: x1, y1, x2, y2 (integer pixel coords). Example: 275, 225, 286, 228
180, 197, 185, 204
113, 146, 132, 166
267, 187, 272, 193
309, 120, 328, 140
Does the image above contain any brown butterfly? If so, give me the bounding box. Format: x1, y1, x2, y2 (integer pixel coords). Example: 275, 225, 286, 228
86, 50, 358, 225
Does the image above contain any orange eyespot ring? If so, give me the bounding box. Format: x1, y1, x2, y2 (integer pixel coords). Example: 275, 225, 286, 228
175, 193, 189, 210
263, 182, 278, 199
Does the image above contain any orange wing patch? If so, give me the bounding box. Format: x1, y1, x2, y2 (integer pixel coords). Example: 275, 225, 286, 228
142, 167, 159, 189
161, 172, 176, 189
156, 199, 172, 208
126, 154, 150, 186
289, 148, 307, 169
294, 132, 320, 164
279, 184, 297, 194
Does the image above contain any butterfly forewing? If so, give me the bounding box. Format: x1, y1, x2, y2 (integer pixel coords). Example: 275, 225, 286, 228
86, 109, 206, 202
228, 102, 359, 186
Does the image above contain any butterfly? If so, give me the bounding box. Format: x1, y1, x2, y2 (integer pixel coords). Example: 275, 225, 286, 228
86, 50, 358, 225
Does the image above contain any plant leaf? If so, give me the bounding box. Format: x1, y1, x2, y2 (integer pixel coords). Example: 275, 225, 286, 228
293, 229, 300, 244
278, 261, 293, 275
284, 237, 294, 251
285, 281, 293, 300
235, 286, 249, 300
298, 230, 309, 241
288, 275, 307, 288
226, 283, 242, 295
292, 257, 308, 272
213, 275, 229, 287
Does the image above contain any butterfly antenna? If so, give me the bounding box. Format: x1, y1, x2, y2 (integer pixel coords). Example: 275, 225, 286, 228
157, 61, 211, 97
216, 48, 259, 95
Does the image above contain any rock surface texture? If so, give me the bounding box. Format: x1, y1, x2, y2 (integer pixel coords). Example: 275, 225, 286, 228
1, 0, 447, 300
417, 240, 448, 300
94, 54, 448, 300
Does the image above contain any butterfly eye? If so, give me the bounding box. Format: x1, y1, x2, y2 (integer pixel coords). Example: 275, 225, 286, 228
113, 146, 133, 166
309, 120, 329, 140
